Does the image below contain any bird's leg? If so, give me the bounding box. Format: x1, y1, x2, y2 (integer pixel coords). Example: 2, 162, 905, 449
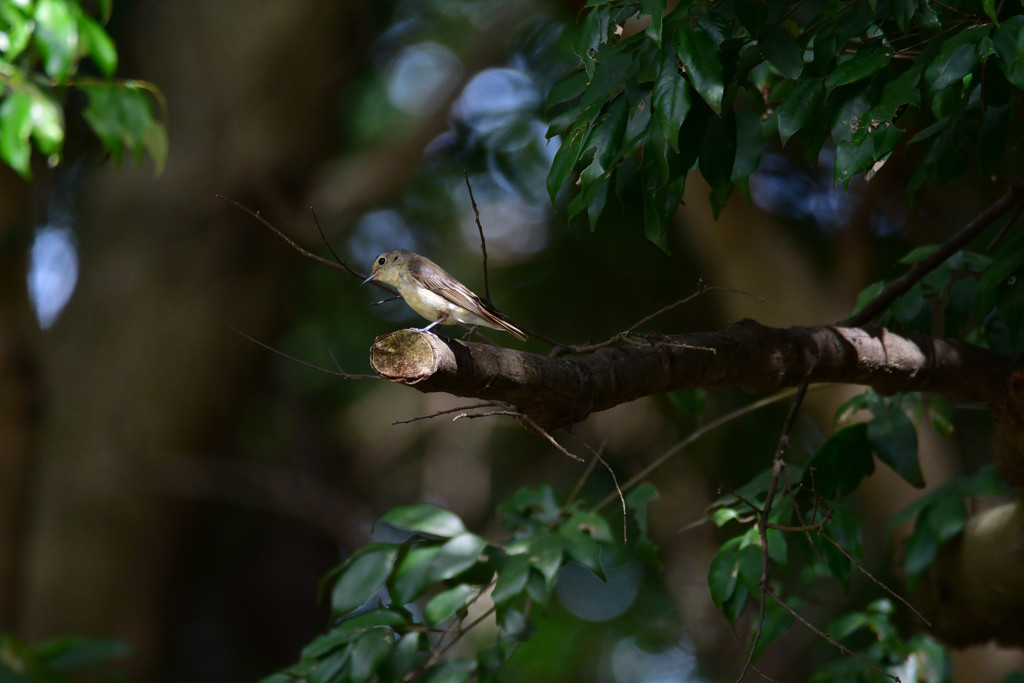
414, 316, 447, 334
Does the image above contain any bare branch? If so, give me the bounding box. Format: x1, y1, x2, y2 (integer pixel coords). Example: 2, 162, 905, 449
463, 170, 491, 305
392, 402, 501, 425
369, 323, 1017, 432
218, 195, 361, 278
845, 183, 1024, 327
766, 589, 901, 683
232, 327, 379, 380
552, 283, 766, 357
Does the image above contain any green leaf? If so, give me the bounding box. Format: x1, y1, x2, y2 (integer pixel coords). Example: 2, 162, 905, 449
699, 107, 735, 217
547, 67, 588, 110
560, 511, 613, 574
849, 279, 884, 316
643, 184, 679, 253
925, 42, 978, 91
492, 554, 530, 604
389, 544, 442, 605
0, 4, 32, 60
893, 0, 918, 31
626, 482, 659, 544
777, 77, 823, 146
735, 542, 764, 593
27, 90, 64, 156
77, 13, 118, 78
653, 40, 692, 150
731, 108, 762, 201
802, 424, 874, 498
640, 0, 665, 45
567, 173, 610, 231
33, 0, 78, 78
759, 25, 803, 79
301, 629, 355, 660
751, 596, 796, 657
886, 465, 1002, 532
548, 120, 589, 201
834, 389, 879, 424
868, 407, 923, 488
428, 533, 488, 582
81, 83, 162, 169
424, 584, 477, 625
825, 49, 890, 92
904, 495, 966, 579
834, 138, 875, 188
380, 632, 422, 683
526, 533, 565, 587
708, 539, 741, 610
420, 658, 476, 683
676, 22, 724, 114
575, 6, 610, 81
331, 544, 399, 617
993, 16, 1024, 88
981, 0, 997, 22
929, 396, 954, 438
308, 644, 352, 683
379, 504, 466, 537
334, 609, 408, 633
502, 485, 561, 524
0, 89, 34, 176
348, 629, 394, 682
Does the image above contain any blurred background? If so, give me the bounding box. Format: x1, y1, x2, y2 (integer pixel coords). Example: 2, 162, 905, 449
2, 0, 1022, 681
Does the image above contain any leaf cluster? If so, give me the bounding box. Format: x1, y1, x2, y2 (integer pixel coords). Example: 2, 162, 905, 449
0, 0, 166, 177
547, 0, 1024, 248
0, 632, 131, 682
261, 487, 658, 683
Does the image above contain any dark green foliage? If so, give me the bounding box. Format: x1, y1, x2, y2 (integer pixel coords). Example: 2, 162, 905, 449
0, 0, 166, 177
262, 490, 659, 683
0, 632, 131, 681
546, 0, 1024, 247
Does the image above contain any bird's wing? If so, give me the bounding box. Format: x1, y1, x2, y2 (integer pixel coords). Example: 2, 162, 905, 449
409, 258, 486, 312
409, 259, 527, 340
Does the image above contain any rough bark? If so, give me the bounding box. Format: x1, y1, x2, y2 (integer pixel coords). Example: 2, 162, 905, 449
369, 320, 1020, 432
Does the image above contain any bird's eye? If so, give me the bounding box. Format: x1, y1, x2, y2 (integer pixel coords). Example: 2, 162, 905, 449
377, 257, 386, 266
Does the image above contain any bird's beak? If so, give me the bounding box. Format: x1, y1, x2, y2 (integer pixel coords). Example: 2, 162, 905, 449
361, 272, 377, 285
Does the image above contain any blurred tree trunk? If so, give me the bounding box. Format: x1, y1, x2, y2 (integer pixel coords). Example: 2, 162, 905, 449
18, 0, 356, 671
0, 168, 39, 628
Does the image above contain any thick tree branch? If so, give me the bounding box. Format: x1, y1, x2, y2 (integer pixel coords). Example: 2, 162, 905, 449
369, 319, 1020, 431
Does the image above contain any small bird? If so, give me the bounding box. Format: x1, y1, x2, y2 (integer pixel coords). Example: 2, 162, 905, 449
362, 249, 527, 341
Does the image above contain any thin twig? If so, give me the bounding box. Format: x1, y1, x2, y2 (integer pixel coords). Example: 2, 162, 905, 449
553, 283, 767, 357
594, 388, 819, 511
845, 181, 1024, 327
738, 385, 807, 683
309, 206, 346, 267
986, 198, 1024, 252
515, 413, 585, 463
231, 327, 379, 380
392, 403, 501, 425
766, 589, 901, 683
447, 408, 585, 463
463, 170, 491, 304
816, 529, 930, 625
217, 195, 363, 280
563, 442, 605, 508
577, 438, 628, 543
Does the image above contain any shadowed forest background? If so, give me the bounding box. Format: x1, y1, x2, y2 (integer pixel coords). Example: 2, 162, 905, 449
2, 0, 1023, 681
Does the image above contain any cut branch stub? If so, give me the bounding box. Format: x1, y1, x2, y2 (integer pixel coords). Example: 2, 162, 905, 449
368, 320, 1023, 433
370, 329, 457, 384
